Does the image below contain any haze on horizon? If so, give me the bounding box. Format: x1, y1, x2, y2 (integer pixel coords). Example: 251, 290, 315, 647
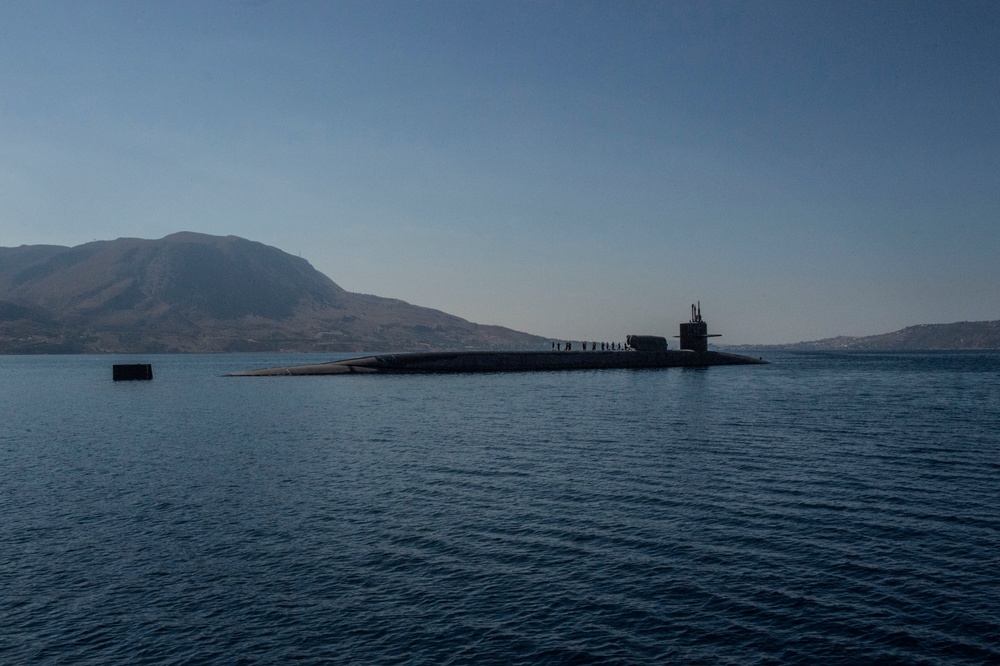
1, 1, 997, 345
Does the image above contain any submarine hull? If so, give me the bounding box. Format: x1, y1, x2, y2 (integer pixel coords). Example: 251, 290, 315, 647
230, 349, 766, 376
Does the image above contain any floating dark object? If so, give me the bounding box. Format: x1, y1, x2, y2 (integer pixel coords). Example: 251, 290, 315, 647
230, 349, 765, 376
113, 364, 153, 381
230, 304, 766, 376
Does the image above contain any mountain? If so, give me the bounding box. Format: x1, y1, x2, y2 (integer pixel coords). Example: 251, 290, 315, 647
746, 320, 1000, 351
0, 232, 547, 353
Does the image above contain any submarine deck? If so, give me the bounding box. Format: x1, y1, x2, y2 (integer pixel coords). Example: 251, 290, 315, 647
230, 349, 766, 376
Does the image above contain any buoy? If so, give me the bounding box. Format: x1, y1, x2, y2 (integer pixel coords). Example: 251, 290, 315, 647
113, 364, 153, 381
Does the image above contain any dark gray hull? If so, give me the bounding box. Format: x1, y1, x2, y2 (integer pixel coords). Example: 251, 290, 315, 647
230, 349, 767, 376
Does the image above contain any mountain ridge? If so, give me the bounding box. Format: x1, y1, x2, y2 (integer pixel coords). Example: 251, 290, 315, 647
732, 320, 1000, 351
0, 232, 546, 353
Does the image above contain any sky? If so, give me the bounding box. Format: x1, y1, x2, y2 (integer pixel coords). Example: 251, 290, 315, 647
1, 1, 998, 344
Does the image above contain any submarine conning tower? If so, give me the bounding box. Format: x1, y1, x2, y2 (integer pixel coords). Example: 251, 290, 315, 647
678, 302, 721, 353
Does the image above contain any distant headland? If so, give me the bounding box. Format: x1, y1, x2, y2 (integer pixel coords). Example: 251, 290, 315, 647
733, 320, 1000, 352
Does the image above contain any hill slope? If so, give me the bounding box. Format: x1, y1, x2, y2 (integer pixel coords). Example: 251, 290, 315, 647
0, 232, 547, 353
755, 320, 1000, 351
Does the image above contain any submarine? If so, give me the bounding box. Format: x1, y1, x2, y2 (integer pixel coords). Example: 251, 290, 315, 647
230, 304, 766, 376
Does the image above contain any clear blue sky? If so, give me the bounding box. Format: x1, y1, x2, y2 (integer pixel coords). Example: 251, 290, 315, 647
2, 1, 997, 344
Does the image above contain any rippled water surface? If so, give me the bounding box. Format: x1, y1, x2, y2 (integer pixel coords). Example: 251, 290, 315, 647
2, 351, 998, 664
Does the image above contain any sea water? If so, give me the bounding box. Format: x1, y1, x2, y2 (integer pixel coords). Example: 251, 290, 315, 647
1, 351, 998, 664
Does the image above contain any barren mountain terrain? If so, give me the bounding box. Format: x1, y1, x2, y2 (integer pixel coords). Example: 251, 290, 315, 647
0, 232, 546, 353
